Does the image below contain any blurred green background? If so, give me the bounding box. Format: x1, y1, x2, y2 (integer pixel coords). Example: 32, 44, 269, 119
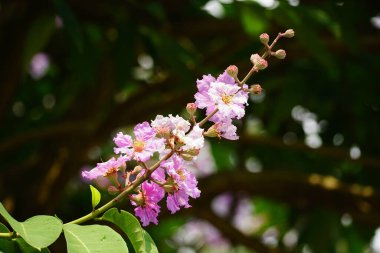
1, 0, 380, 252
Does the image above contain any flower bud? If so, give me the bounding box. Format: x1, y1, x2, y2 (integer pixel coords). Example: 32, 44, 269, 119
181, 149, 200, 161
255, 58, 268, 70
204, 124, 220, 138
250, 54, 261, 65
155, 126, 171, 138
132, 165, 143, 174
131, 192, 144, 206
259, 33, 270, 45
274, 49, 286, 59
226, 65, 238, 78
250, 84, 262, 94
283, 29, 295, 38
186, 103, 197, 116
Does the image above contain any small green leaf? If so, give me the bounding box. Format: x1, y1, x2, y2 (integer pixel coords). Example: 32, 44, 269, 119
63, 224, 129, 253
0, 202, 62, 249
100, 208, 158, 253
89, 185, 101, 209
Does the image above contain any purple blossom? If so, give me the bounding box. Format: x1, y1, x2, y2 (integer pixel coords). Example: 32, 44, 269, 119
160, 155, 201, 213
151, 115, 204, 155
216, 120, 239, 140
113, 122, 164, 162
182, 124, 204, 151
151, 114, 191, 134
194, 70, 249, 124
216, 71, 235, 85
81, 156, 127, 180
131, 181, 165, 226
167, 190, 190, 214
208, 81, 247, 121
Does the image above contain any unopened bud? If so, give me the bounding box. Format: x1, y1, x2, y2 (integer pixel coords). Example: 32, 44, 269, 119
204, 124, 220, 138
155, 126, 171, 138
181, 149, 200, 161
250, 54, 261, 65
226, 65, 238, 78
131, 192, 144, 206
108, 186, 119, 195
251, 84, 262, 94
283, 29, 295, 38
255, 58, 268, 70
186, 103, 197, 116
274, 49, 286, 59
132, 165, 143, 174
259, 33, 270, 44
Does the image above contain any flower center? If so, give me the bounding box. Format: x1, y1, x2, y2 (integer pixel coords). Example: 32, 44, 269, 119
133, 140, 145, 152
104, 167, 118, 176
221, 94, 233, 104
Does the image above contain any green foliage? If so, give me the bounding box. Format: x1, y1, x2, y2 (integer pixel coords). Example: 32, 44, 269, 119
63, 224, 129, 253
89, 185, 101, 210
100, 208, 158, 253
0, 203, 62, 249
15, 239, 51, 253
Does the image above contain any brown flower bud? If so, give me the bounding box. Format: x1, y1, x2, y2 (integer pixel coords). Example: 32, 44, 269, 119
251, 84, 263, 94
259, 33, 270, 44
226, 65, 238, 78
283, 29, 295, 38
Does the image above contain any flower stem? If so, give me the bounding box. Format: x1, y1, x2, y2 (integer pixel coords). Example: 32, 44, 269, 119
0, 232, 14, 239
66, 150, 175, 225
241, 32, 283, 85
198, 109, 218, 127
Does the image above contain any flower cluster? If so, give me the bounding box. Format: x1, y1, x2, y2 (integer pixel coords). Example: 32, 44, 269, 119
81, 29, 294, 226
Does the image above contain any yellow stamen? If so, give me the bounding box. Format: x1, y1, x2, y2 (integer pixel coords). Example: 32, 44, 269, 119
133, 140, 145, 152
221, 94, 232, 104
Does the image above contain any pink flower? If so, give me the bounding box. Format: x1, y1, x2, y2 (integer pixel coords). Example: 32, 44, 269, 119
160, 155, 201, 213
114, 122, 164, 162
81, 156, 127, 180
208, 81, 247, 120
167, 190, 190, 214
216, 120, 239, 140
151, 115, 204, 156
194, 70, 249, 124
131, 181, 165, 226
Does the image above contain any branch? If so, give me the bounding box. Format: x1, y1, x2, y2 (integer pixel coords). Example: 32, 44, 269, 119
196, 170, 380, 228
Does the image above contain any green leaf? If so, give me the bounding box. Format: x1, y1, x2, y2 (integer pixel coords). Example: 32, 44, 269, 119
0, 202, 62, 249
63, 224, 129, 253
100, 208, 158, 253
15, 239, 50, 253
0, 240, 18, 253
141, 230, 158, 253
89, 185, 101, 209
